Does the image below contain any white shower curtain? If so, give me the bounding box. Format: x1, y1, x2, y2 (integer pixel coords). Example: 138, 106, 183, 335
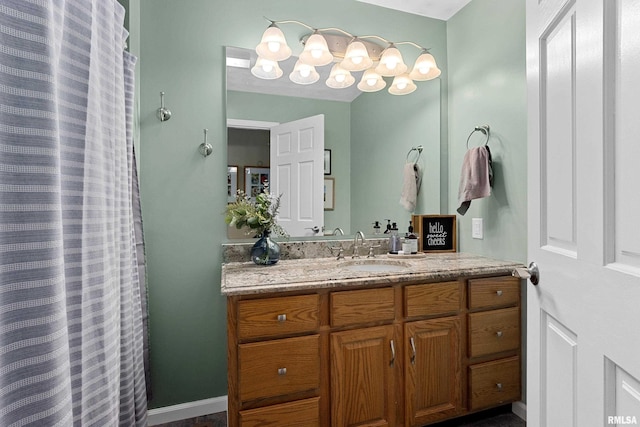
0, 0, 147, 425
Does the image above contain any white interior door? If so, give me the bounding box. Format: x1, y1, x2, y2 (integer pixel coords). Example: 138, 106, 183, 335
527, 0, 640, 426
270, 115, 324, 237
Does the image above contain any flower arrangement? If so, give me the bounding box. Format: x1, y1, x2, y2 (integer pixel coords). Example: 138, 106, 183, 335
225, 187, 288, 238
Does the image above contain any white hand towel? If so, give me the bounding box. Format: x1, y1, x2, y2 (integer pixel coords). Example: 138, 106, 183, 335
400, 163, 421, 212
457, 146, 493, 215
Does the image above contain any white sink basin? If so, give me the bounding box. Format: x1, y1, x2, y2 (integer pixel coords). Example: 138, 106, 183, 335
340, 259, 410, 273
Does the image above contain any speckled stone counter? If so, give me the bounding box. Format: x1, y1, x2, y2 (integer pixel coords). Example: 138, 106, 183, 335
221, 252, 523, 296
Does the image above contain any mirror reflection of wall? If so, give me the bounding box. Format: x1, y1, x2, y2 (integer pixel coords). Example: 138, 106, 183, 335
226, 46, 442, 240
227, 127, 269, 239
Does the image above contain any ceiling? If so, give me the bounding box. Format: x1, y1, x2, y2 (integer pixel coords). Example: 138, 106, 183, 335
226, 1, 471, 102
356, 0, 471, 21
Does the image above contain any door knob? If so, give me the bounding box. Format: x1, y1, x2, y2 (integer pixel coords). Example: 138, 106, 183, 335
512, 262, 540, 286
305, 226, 320, 234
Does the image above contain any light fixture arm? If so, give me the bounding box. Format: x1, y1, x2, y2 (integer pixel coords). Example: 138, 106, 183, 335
264, 17, 430, 52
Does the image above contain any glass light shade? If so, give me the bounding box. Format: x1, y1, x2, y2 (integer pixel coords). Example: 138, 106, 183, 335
289, 60, 320, 85
356, 69, 386, 92
299, 33, 333, 66
251, 57, 283, 80
340, 40, 373, 71
409, 52, 441, 81
389, 74, 416, 95
375, 45, 407, 77
255, 24, 292, 62
326, 63, 355, 89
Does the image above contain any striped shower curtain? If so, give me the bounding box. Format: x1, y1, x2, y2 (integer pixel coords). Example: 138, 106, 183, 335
0, 0, 147, 425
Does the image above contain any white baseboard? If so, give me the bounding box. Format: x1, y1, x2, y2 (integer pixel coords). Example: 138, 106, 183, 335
512, 401, 527, 421
147, 395, 228, 426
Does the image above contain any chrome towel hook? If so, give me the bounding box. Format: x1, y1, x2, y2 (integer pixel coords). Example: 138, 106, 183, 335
199, 129, 213, 157
157, 91, 172, 122
466, 124, 490, 149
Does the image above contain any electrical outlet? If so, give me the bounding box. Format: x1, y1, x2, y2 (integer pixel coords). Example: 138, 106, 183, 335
472, 218, 483, 239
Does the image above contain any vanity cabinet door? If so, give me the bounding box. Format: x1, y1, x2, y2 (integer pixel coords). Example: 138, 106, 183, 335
405, 317, 462, 427
331, 325, 397, 427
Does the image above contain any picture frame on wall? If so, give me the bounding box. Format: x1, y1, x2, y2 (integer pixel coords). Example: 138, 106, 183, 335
324, 149, 332, 175
227, 165, 238, 203
244, 166, 269, 201
324, 177, 335, 210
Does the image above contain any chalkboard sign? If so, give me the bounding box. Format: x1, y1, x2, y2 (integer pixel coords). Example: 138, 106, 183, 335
412, 215, 457, 253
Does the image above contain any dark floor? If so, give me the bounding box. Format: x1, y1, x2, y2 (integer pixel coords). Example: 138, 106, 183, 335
152, 405, 525, 427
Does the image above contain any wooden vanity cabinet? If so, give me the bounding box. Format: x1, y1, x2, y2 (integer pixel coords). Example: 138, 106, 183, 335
226, 274, 522, 427
467, 276, 522, 411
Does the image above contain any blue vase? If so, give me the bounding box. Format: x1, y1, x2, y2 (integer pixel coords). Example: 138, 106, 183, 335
250, 231, 280, 265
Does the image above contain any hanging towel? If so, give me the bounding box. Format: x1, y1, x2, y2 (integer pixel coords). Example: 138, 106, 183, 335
457, 145, 493, 215
400, 162, 422, 212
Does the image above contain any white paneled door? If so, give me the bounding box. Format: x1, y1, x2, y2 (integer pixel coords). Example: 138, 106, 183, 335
270, 115, 325, 237
527, 0, 640, 426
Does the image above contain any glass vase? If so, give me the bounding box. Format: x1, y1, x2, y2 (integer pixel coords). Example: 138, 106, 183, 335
250, 231, 280, 265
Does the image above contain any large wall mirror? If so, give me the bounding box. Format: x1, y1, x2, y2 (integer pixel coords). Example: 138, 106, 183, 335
226, 46, 442, 240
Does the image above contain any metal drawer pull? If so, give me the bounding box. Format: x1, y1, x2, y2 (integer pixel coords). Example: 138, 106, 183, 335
496, 383, 503, 391
390, 340, 396, 367
277, 314, 286, 322
496, 290, 503, 296
410, 337, 416, 365
278, 368, 287, 376
496, 331, 504, 338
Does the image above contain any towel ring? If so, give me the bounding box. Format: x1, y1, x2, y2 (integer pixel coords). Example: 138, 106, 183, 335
406, 145, 423, 163
466, 125, 490, 149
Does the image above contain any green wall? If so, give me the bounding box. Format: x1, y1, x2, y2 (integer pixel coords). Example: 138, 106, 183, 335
136, 0, 447, 408
447, 0, 527, 263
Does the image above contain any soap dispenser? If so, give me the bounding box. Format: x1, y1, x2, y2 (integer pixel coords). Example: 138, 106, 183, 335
389, 222, 401, 254
406, 221, 419, 254
384, 219, 392, 234
373, 221, 381, 234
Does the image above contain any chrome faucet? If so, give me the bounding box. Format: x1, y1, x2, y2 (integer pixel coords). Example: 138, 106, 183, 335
332, 227, 345, 236
352, 231, 366, 258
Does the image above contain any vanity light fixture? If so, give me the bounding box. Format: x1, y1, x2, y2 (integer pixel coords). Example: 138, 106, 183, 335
357, 69, 386, 92
251, 57, 283, 79
341, 39, 373, 71
254, 18, 441, 95
375, 44, 408, 77
389, 73, 417, 95
326, 63, 355, 89
289, 59, 320, 85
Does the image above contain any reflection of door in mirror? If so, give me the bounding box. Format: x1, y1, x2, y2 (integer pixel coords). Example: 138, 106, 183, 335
227, 116, 325, 239
270, 115, 325, 237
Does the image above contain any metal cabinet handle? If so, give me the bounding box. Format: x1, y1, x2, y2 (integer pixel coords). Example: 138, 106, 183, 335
390, 340, 396, 367
410, 337, 416, 365
496, 290, 503, 296
277, 314, 286, 322
496, 382, 503, 391
496, 331, 504, 338
278, 368, 287, 376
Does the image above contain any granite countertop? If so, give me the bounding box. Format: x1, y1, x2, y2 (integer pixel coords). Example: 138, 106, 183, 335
221, 252, 523, 296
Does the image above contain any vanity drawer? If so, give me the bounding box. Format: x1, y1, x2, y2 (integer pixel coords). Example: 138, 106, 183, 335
330, 287, 395, 327
237, 294, 319, 340
238, 335, 320, 402
469, 356, 520, 410
468, 307, 520, 358
239, 397, 320, 427
468, 276, 519, 310
405, 281, 461, 317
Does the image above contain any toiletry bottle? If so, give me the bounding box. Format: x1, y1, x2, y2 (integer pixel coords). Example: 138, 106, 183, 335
389, 222, 401, 254
384, 219, 392, 234
373, 221, 381, 234
406, 221, 419, 254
